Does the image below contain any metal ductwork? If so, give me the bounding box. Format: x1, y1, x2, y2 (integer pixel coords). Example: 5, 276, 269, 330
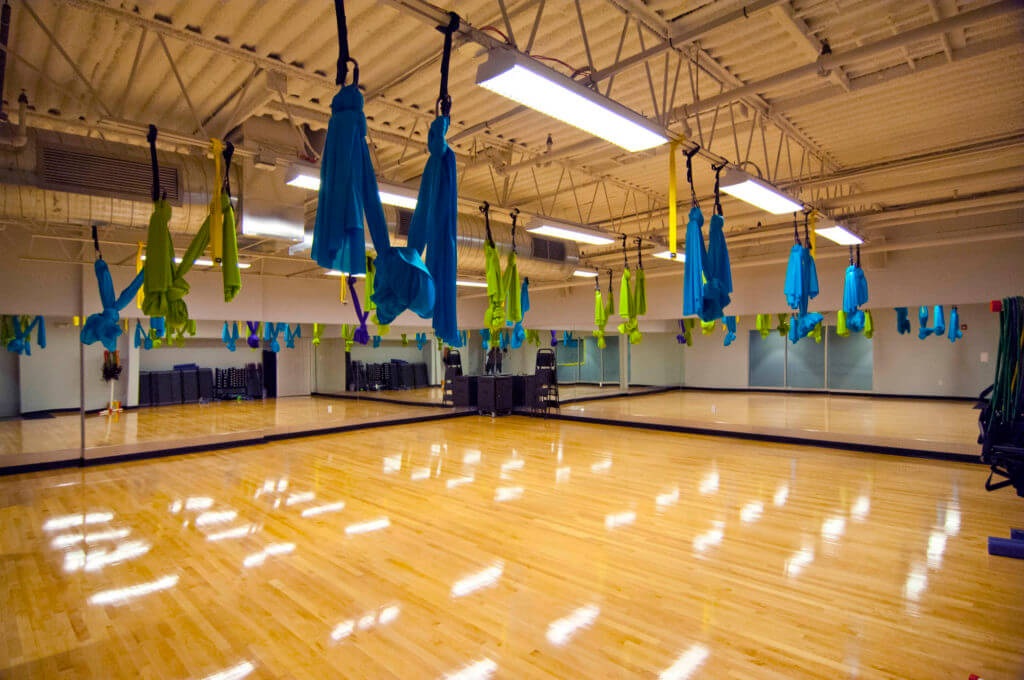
0, 129, 233, 235
300, 200, 581, 281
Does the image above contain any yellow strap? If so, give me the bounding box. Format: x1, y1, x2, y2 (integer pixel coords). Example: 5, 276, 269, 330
340, 276, 347, 303
209, 139, 224, 263
668, 140, 678, 256
135, 241, 145, 309
73, 315, 80, 326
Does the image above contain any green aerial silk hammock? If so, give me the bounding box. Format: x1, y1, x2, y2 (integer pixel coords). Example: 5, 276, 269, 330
616, 239, 646, 344
480, 203, 518, 345
755, 313, 771, 339
701, 319, 716, 335
364, 256, 389, 336
837, 310, 850, 337
142, 129, 240, 330
776, 314, 790, 337
341, 324, 356, 352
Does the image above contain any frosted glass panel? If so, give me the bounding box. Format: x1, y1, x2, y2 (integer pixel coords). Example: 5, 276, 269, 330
786, 336, 825, 388
579, 337, 602, 383
602, 335, 620, 384
827, 327, 873, 391
748, 331, 785, 387
556, 337, 579, 383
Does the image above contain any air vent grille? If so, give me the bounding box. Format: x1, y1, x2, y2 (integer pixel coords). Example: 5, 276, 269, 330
530, 236, 567, 262
396, 208, 413, 237
39, 146, 180, 203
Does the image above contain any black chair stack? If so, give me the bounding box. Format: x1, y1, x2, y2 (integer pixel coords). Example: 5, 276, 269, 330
535, 348, 559, 414
443, 350, 462, 406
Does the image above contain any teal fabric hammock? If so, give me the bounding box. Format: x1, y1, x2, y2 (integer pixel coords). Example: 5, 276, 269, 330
511, 278, 529, 348
842, 245, 869, 333
919, 305, 946, 339
479, 329, 490, 351
222, 321, 239, 351
7, 315, 46, 355
723, 316, 737, 346
81, 227, 145, 352
285, 324, 301, 349
783, 214, 821, 343
263, 321, 283, 352
949, 307, 963, 343
895, 307, 912, 334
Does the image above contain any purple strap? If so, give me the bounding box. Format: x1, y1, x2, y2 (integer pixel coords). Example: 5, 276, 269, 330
550, 330, 558, 347
348, 276, 370, 345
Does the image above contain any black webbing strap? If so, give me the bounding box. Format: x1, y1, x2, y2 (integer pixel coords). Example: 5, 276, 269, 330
803, 212, 811, 247
607, 269, 613, 295
856, 243, 861, 267
635, 237, 643, 269
712, 163, 724, 216
436, 12, 460, 117
147, 124, 160, 202
793, 213, 800, 245
849, 245, 854, 265
222, 141, 234, 198
685, 146, 700, 207
509, 208, 519, 253
621, 235, 629, 270
480, 202, 494, 247
91, 225, 102, 260
335, 0, 358, 86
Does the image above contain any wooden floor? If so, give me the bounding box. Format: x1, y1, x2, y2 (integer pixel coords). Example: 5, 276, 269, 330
0, 397, 456, 467
1, 417, 1021, 679
559, 390, 981, 455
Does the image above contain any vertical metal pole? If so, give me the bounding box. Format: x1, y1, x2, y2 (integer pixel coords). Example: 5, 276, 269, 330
619, 338, 628, 391
79, 322, 85, 466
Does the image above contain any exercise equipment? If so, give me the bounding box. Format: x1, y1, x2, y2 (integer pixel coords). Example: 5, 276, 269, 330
895, 307, 912, 334
616, 237, 643, 344
918, 305, 946, 339
511, 278, 530, 348
261, 321, 282, 353
525, 329, 540, 346
776, 313, 790, 337
682, 147, 706, 319
723, 316, 737, 347
222, 321, 239, 351
365, 257, 388, 336
348, 276, 370, 346
863, 310, 874, 339
373, 335, 382, 348
246, 321, 260, 349
81, 227, 144, 352
701, 164, 733, 320
312, 323, 323, 346
311, 0, 371, 277
134, 320, 152, 350
809, 320, 823, 343
342, 324, 356, 352
842, 245, 868, 316
783, 213, 822, 343
211, 140, 242, 302
562, 331, 578, 348
593, 274, 610, 349
6, 315, 46, 355
416, 332, 427, 351
550, 330, 558, 347
755, 313, 771, 339
478, 329, 489, 351
676, 319, 694, 346
701, 319, 716, 335
949, 306, 963, 342
285, 324, 301, 349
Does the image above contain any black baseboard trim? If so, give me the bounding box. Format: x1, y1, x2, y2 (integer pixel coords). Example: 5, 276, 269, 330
531, 410, 981, 464
0, 411, 475, 477
311, 391, 450, 408
677, 385, 978, 402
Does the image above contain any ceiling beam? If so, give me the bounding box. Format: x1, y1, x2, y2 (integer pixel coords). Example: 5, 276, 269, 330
674, 0, 1023, 117
767, 3, 850, 92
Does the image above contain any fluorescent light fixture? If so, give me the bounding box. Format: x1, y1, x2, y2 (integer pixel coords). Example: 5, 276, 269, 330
720, 167, 802, 215
378, 181, 418, 210
285, 162, 321, 190
456, 279, 488, 288
652, 250, 685, 262
242, 214, 304, 242
326, 270, 365, 278
573, 269, 599, 278
286, 163, 419, 210
526, 218, 616, 245
476, 49, 668, 152
815, 224, 863, 245
141, 255, 251, 269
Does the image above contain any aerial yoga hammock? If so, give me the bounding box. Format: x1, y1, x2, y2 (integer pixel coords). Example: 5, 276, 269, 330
676, 319, 695, 346
262, 322, 283, 353
550, 330, 559, 347
919, 305, 946, 339
842, 245, 869, 333
481, 202, 514, 345
948, 306, 963, 342
170, 319, 196, 347
6, 315, 46, 355
682, 152, 733, 322
478, 329, 489, 351
373, 335, 382, 348
511, 277, 530, 349
222, 321, 239, 351
347, 276, 370, 346
312, 323, 323, 346
285, 324, 301, 349
364, 256, 389, 336
755, 313, 771, 339
616, 237, 644, 344
416, 332, 428, 351
142, 129, 240, 332
246, 322, 261, 349
503, 209, 523, 333
134, 320, 152, 350
723, 316, 737, 346
81, 226, 144, 352
895, 307, 912, 334
593, 271, 613, 349
701, 319, 716, 335
525, 329, 540, 346
783, 213, 823, 343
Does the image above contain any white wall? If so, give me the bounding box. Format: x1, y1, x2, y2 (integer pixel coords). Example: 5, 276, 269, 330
139, 340, 259, 371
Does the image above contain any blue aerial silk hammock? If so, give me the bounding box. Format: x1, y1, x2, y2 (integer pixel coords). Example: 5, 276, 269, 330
683, 205, 707, 318
246, 321, 260, 349
415, 332, 428, 351
948, 307, 963, 342
682, 158, 733, 322
478, 329, 490, 351
263, 321, 283, 353
7, 315, 46, 355
702, 212, 732, 320
783, 216, 822, 343
81, 228, 145, 352
285, 324, 301, 349
841, 245, 869, 333
723, 316, 737, 346
222, 321, 239, 351
134, 320, 152, 350
919, 305, 946, 339
895, 307, 912, 334
373, 335, 382, 348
